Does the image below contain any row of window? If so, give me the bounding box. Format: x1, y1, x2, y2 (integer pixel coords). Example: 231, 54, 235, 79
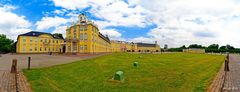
23, 47, 61, 52
23, 37, 63, 43
79, 45, 87, 50
69, 45, 111, 52
69, 26, 88, 34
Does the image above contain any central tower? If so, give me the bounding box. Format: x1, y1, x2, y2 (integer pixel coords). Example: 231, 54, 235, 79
78, 13, 88, 24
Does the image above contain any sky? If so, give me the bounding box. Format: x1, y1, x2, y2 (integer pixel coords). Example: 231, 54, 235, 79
1, 0, 240, 48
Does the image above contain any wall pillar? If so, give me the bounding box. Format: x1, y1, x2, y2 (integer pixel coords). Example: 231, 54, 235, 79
71, 41, 73, 53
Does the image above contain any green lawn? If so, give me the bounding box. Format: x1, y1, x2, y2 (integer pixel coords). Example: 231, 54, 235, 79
23, 53, 224, 92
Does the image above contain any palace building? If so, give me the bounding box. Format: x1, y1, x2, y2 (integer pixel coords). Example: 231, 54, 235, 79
16, 31, 64, 53
65, 13, 160, 53
16, 13, 161, 54
65, 14, 112, 53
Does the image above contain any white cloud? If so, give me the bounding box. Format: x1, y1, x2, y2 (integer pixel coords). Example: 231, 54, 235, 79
51, 25, 67, 38
51, 0, 150, 28
128, 0, 240, 47
130, 37, 156, 43
0, 5, 32, 40
36, 16, 69, 31
51, 0, 90, 10
100, 29, 122, 39
51, 0, 240, 47
53, 9, 67, 15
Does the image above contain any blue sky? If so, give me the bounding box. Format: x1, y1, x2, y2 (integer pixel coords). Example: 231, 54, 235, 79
1, 0, 240, 47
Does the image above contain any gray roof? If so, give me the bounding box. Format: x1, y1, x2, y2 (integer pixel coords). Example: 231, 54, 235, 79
137, 43, 157, 47
18, 31, 64, 39
98, 32, 110, 43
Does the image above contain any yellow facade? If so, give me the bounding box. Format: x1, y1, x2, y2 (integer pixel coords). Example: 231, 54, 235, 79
137, 46, 160, 52
111, 41, 122, 52
65, 14, 161, 54
65, 23, 111, 53
16, 32, 64, 53
183, 49, 205, 53
16, 14, 161, 54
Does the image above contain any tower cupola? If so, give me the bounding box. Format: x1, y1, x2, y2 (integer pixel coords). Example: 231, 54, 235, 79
78, 13, 88, 23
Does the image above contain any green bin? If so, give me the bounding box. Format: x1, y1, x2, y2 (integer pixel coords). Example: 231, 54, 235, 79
114, 71, 124, 81
133, 62, 139, 67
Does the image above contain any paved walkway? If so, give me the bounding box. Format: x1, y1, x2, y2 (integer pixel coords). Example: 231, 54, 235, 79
0, 53, 108, 92
222, 54, 240, 92
0, 53, 108, 71
208, 54, 240, 92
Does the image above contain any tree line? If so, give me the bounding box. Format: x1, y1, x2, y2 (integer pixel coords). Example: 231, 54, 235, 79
167, 44, 240, 53
0, 34, 15, 53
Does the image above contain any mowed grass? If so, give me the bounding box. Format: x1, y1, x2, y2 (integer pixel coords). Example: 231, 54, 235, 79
23, 53, 224, 92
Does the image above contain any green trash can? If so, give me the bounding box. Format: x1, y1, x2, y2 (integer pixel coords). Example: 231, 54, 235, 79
114, 71, 124, 81
133, 62, 139, 67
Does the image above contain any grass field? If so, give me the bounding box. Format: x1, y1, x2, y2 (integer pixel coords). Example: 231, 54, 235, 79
23, 53, 225, 92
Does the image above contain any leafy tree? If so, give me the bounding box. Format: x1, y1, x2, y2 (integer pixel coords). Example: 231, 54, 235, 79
226, 44, 234, 50
0, 34, 14, 53
207, 44, 219, 49
188, 44, 204, 48
220, 46, 227, 50
180, 45, 187, 49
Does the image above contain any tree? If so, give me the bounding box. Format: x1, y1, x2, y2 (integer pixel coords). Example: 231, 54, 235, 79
220, 46, 226, 50
226, 44, 235, 50
53, 33, 64, 39
207, 44, 219, 49
188, 44, 203, 48
180, 45, 187, 49
0, 34, 14, 53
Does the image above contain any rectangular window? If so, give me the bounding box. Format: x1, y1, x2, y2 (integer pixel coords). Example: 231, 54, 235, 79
30, 37, 32, 42
80, 45, 83, 50
84, 33, 87, 40
84, 45, 87, 50
74, 33, 76, 39
40, 39, 43, 42
35, 38, 38, 42
40, 47, 42, 51
80, 27, 83, 31
35, 47, 37, 51
53, 40, 55, 43
22, 44, 26, 51
45, 47, 47, 51
56, 40, 58, 43
80, 33, 83, 40
23, 37, 26, 42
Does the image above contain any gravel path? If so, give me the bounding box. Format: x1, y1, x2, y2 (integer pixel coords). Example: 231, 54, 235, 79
0, 53, 108, 71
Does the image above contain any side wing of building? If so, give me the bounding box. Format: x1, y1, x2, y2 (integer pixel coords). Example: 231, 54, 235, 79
16, 31, 64, 53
